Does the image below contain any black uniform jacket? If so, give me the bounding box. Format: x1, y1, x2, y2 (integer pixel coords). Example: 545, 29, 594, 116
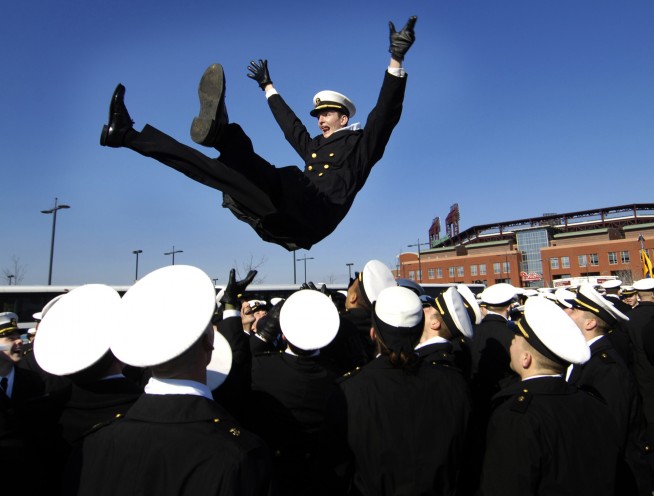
128, 71, 406, 250
627, 302, 654, 429
224, 71, 407, 250
480, 376, 620, 496
1, 366, 57, 493
58, 377, 142, 446
568, 337, 653, 495
335, 355, 471, 496
69, 394, 275, 496
470, 314, 518, 406
250, 351, 339, 495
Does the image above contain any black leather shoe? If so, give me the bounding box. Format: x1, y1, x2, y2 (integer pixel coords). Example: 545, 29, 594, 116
100, 84, 134, 148
190, 64, 229, 147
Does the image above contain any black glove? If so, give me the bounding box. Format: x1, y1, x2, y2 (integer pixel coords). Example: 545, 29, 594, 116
220, 268, 257, 307
300, 281, 319, 291
256, 299, 284, 344
247, 59, 273, 90
389, 16, 417, 62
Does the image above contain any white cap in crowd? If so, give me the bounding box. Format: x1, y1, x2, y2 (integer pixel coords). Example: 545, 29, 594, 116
633, 278, 654, 291
373, 286, 424, 355
34, 284, 120, 376
112, 265, 232, 389
359, 260, 397, 306
514, 296, 590, 365
456, 284, 483, 325
479, 283, 518, 307
279, 289, 339, 351
421, 288, 473, 339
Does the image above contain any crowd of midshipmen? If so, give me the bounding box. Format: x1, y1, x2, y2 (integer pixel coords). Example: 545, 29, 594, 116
1, 261, 654, 495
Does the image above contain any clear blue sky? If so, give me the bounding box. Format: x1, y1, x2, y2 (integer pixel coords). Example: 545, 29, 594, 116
2, 0, 653, 286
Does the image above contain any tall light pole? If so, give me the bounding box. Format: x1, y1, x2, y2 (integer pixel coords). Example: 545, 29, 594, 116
296, 254, 314, 284
164, 246, 183, 265
407, 239, 429, 283
132, 250, 143, 280
346, 262, 354, 281
41, 197, 71, 285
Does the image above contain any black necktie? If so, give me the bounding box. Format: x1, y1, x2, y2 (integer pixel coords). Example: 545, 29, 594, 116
0, 376, 7, 393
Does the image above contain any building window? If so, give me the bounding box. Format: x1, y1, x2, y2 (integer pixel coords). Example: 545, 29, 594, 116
479, 264, 487, 275
457, 266, 465, 277
493, 262, 501, 274
561, 256, 570, 269
503, 261, 510, 273
621, 251, 630, 264
449, 267, 455, 278
578, 255, 587, 267
608, 252, 617, 265
470, 265, 478, 276
409, 271, 415, 280
589, 253, 599, 266
428, 268, 435, 280
550, 258, 559, 269
437, 268, 443, 279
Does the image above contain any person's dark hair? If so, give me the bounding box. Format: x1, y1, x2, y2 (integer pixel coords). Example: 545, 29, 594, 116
351, 278, 372, 312
375, 332, 420, 372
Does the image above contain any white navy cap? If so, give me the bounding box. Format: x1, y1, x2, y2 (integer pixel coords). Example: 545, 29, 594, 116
360, 260, 397, 306
523, 289, 539, 297
310, 90, 356, 118
573, 283, 629, 324
112, 265, 230, 383
515, 296, 590, 365
249, 300, 268, 312
634, 278, 654, 291
620, 285, 637, 296
32, 293, 66, 321
279, 289, 339, 350
479, 283, 517, 306
422, 287, 473, 338
27, 328, 36, 336
0, 312, 19, 336
456, 284, 483, 325
34, 285, 120, 376
601, 279, 622, 289
553, 288, 576, 309
373, 286, 424, 354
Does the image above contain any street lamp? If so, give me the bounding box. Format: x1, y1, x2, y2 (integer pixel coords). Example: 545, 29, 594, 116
41, 197, 71, 285
164, 246, 183, 265
7, 275, 14, 286
346, 262, 354, 280
296, 253, 314, 284
132, 250, 143, 280
407, 239, 429, 283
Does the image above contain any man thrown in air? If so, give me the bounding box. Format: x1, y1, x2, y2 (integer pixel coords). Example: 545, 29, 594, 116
100, 17, 417, 250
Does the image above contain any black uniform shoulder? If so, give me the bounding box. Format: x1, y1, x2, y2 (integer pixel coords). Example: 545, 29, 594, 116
507, 388, 533, 414
337, 366, 362, 384
81, 411, 126, 439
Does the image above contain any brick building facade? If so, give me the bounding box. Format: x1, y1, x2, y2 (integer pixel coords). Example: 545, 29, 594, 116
396, 204, 654, 288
